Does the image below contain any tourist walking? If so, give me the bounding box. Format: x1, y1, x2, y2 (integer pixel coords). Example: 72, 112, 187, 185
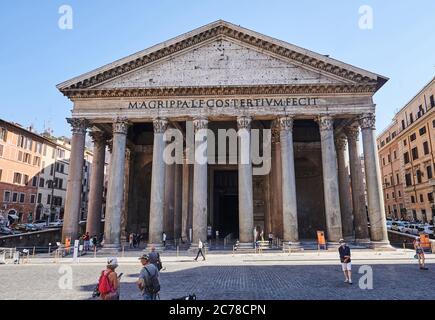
268, 233, 273, 248
414, 237, 428, 270
97, 257, 120, 300
149, 246, 163, 271
194, 239, 206, 261
338, 239, 352, 284
129, 233, 134, 249
137, 254, 160, 300
84, 232, 90, 251
162, 232, 167, 248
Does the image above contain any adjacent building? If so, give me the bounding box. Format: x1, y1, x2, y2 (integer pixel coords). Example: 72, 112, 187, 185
0, 119, 100, 226
377, 77, 435, 222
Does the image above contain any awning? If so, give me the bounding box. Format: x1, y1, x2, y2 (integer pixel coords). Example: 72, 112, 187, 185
8, 214, 19, 220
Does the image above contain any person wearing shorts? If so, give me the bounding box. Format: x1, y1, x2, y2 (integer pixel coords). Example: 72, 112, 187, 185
338, 239, 352, 284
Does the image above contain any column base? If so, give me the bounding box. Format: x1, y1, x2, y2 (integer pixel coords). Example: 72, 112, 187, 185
354, 238, 371, 247
369, 240, 395, 251
145, 243, 165, 252
282, 241, 302, 251
326, 242, 341, 250
100, 244, 121, 255
188, 243, 208, 253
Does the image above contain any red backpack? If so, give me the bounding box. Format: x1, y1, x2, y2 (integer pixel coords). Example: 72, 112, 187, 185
98, 270, 113, 295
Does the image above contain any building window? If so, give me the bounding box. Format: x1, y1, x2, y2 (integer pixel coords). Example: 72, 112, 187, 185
386, 193, 389, 200
405, 173, 412, 186
0, 144, 3, 157
0, 128, 7, 141
30, 194, 36, 204
420, 194, 424, 203
396, 173, 400, 184
404, 152, 410, 164
12, 192, 18, 203
419, 126, 427, 136
23, 153, 31, 164
4, 191, 11, 202
394, 151, 397, 159
19, 193, 25, 203
39, 178, 45, 188
47, 195, 51, 205
392, 191, 395, 199
23, 174, 29, 185
382, 158, 385, 165
33, 156, 41, 166
32, 176, 38, 187
13, 172, 22, 184
416, 170, 422, 184
403, 139, 407, 146
427, 165, 433, 179
423, 141, 429, 155
411, 195, 415, 203
409, 113, 414, 124
430, 95, 435, 108
387, 154, 391, 163
37, 193, 42, 204
398, 190, 401, 197
412, 147, 419, 160
410, 133, 416, 141
401, 120, 406, 130
428, 192, 434, 202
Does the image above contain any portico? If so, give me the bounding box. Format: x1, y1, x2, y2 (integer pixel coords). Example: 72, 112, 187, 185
58, 20, 390, 250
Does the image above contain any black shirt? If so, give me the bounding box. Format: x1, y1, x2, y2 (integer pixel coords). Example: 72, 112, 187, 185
338, 245, 351, 263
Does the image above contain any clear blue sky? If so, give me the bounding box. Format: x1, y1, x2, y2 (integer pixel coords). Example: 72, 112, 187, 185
0, 0, 434, 137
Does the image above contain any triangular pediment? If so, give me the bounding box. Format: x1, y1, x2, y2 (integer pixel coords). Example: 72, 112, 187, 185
92, 38, 347, 89
57, 20, 387, 95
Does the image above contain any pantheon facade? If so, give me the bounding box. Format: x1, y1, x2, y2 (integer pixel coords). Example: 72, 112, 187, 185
58, 20, 390, 250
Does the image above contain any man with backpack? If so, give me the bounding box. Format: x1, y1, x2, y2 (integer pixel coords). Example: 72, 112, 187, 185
149, 246, 163, 271
97, 257, 120, 300
137, 253, 160, 300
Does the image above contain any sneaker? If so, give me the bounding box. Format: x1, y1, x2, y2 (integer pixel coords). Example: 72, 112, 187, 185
344, 279, 349, 283
348, 280, 353, 285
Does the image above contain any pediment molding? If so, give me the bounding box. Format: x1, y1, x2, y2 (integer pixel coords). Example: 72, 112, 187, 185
63, 83, 377, 99
57, 21, 386, 97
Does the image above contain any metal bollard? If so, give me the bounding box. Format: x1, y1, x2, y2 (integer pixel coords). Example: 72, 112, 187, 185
176, 245, 179, 257
33, 247, 36, 257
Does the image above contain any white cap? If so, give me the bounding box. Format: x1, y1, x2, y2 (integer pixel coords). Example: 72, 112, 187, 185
107, 257, 118, 268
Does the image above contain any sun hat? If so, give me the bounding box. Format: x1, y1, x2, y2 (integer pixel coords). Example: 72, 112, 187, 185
107, 257, 118, 268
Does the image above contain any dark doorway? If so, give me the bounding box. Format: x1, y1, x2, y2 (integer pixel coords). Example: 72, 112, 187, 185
213, 170, 239, 238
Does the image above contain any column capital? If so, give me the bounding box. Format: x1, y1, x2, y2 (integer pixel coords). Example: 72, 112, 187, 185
89, 130, 109, 145
316, 115, 334, 131
153, 117, 169, 134
334, 136, 347, 151
358, 113, 376, 130
67, 118, 89, 135
344, 126, 360, 141
113, 117, 130, 134
278, 116, 294, 132
271, 120, 280, 143
237, 116, 252, 130
193, 117, 208, 132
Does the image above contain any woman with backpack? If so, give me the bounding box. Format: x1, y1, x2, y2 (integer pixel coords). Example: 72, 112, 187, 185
98, 257, 120, 300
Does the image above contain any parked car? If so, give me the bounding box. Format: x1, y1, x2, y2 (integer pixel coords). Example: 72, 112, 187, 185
386, 220, 393, 230
48, 220, 63, 228
418, 225, 434, 236
403, 224, 420, 235
391, 221, 408, 232
33, 220, 48, 229
0, 226, 14, 235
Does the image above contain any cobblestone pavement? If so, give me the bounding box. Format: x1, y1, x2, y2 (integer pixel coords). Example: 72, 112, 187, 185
1, 252, 435, 300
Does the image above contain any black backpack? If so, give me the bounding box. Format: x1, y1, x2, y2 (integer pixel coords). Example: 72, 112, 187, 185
144, 266, 160, 294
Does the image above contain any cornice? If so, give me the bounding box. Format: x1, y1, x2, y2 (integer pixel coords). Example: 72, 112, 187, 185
63, 83, 377, 99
